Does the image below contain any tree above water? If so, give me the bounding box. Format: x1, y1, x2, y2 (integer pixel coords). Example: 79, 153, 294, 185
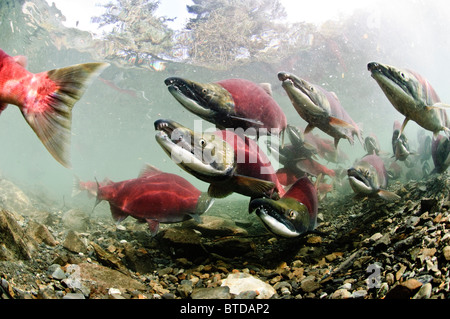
91, 0, 174, 64
178, 0, 317, 68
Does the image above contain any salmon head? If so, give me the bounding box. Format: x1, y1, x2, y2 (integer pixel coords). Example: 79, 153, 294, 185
347, 155, 400, 201
347, 160, 380, 196
155, 119, 282, 199
249, 177, 318, 238
392, 120, 413, 162
165, 77, 287, 137
364, 134, 381, 156
368, 62, 449, 136
432, 135, 450, 174
164, 77, 235, 128
278, 72, 362, 148
278, 72, 330, 117
154, 119, 235, 183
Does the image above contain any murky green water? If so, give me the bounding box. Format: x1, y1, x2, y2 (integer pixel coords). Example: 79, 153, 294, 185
1, 0, 450, 212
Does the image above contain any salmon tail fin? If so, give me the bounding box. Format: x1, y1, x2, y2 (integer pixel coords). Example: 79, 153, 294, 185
72, 175, 82, 197
23, 62, 109, 168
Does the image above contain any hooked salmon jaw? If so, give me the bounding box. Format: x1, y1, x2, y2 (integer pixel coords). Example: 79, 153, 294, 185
165, 78, 216, 118
347, 168, 374, 194
154, 119, 235, 182
164, 77, 235, 125
278, 72, 325, 115
368, 62, 420, 116
253, 205, 300, 238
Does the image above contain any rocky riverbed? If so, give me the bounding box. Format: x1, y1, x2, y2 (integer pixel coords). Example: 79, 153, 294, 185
1, 173, 450, 300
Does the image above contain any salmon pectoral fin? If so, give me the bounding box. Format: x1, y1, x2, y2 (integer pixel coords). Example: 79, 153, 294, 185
329, 116, 356, 132
377, 189, 401, 202
109, 204, 129, 223
208, 183, 235, 198
430, 102, 450, 109
304, 124, 315, 134
188, 213, 202, 223
228, 114, 265, 128
208, 176, 275, 198
234, 175, 275, 197
146, 219, 160, 237
23, 62, 109, 168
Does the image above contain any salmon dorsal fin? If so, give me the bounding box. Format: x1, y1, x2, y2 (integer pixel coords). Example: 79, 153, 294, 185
13, 55, 28, 68
233, 175, 275, 197
138, 163, 162, 178
259, 83, 273, 96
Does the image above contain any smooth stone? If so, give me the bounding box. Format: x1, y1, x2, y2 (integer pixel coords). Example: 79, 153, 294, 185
63, 293, 86, 299
47, 264, 66, 280
221, 272, 276, 299
191, 287, 231, 299
300, 275, 320, 293
443, 246, 450, 261
413, 283, 432, 299
331, 289, 353, 299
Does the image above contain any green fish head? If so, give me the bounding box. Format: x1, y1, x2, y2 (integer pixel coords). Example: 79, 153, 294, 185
249, 197, 310, 238
165, 77, 235, 125
154, 119, 235, 183
368, 62, 421, 112
347, 161, 378, 195
278, 72, 329, 116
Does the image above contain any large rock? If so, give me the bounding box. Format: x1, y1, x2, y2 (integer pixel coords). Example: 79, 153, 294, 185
183, 216, 248, 237
63, 230, 88, 254
25, 220, 58, 246
0, 209, 36, 260
62, 262, 146, 298
121, 241, 156, 274
205, 237, 255, 257
62, 209, 89, 232
158, 227, 205, 258
0, 180, 33, 214
221, 272, 276, 299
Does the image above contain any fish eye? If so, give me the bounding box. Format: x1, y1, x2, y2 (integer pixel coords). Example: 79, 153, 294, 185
202, 88, 208, 94
199, 139, 207, 147
288, 210, 297, 219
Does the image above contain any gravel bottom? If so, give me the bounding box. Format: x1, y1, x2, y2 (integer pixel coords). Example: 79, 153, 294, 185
1, 173, 450, 300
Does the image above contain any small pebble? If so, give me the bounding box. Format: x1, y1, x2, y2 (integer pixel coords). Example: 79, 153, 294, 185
413, 283, 432, 299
